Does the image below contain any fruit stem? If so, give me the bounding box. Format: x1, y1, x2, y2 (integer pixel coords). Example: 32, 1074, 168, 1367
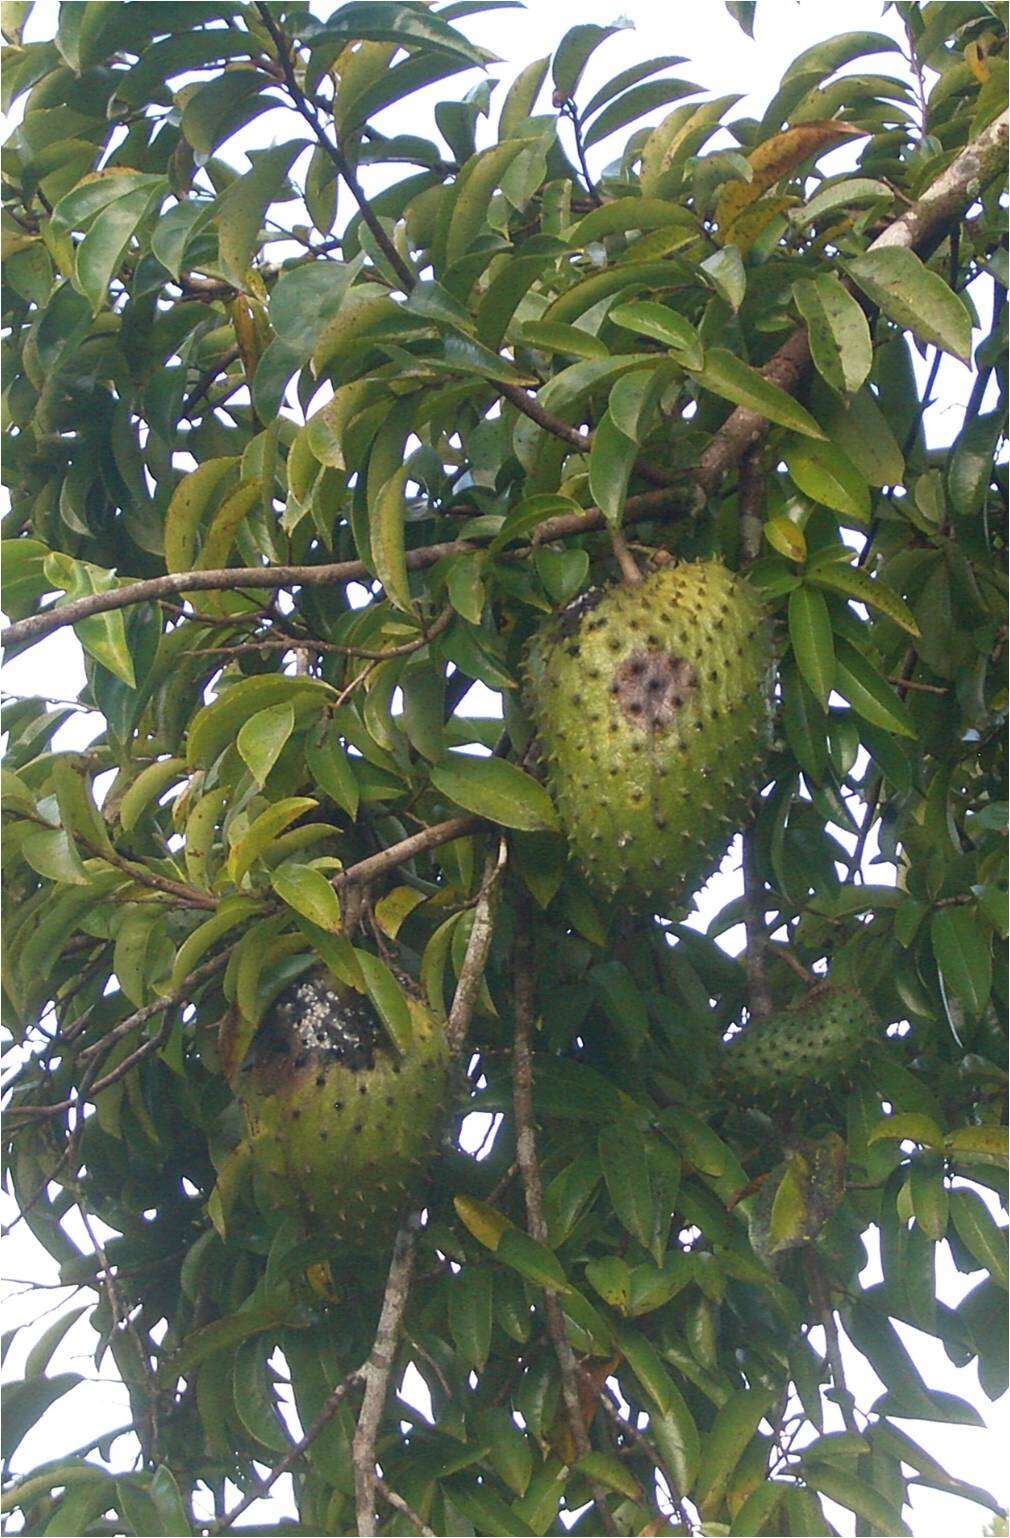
609, 526, 644, 587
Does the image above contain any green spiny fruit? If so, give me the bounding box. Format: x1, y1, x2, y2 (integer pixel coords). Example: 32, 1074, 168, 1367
524, 561, 774, 904
236, 975, 448, 1249
723, 983, 876, 1097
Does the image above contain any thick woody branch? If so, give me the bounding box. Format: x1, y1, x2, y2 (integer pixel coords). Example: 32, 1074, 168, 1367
695, 111, 1008, 495
2, 490, 690, 651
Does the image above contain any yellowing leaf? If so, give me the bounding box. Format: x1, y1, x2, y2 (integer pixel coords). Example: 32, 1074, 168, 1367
716, 122, 861, 240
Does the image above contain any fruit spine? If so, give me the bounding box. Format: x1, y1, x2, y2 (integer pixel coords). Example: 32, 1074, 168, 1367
524, 561, 774, 906
723, 983, 875, 1097
236, 975, 448, 1249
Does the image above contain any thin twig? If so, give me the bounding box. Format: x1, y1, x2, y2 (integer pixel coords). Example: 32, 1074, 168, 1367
609, 526, 644, 587
739, 448, 774, 1026
591, 1377, 693, 1530
512, 897, 617, 1536
445, 841, 507, 1054
374, 1476, 436, 1537
803, 1248, 859, 1436
210, 1371, 361, 1532
352, 1224, 417, 1537
254, 2, 416, 293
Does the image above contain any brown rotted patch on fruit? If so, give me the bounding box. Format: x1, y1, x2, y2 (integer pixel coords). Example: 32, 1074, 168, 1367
611, 649, 697, 730
244, 977, 382, 1089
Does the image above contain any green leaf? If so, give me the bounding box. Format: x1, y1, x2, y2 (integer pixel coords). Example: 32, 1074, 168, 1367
583, 77, 701, 147
651, 1394, 702, 1494
609, 299, 704, 368
444, 140, 526, 269
944, 1126, 1008, 1170
24, 1307, 89, 1381
354, 949, 414, 1055
449, 1268, 493, 1371
270, 864, 342, 934
794, 176, 894, 226
216, 141, 308, 288
866, 1112, 944, 1147
694, 1388, 774, 1514
701, 245, 746, 311
585, 1255, 631, 1312
237, 703, 295, 789
75, 183, 163, 313
811, 382, 905, 488
227, 800, 319, 889
22, 827, 89, 885
809, 562, 920, 637
950, 1190, 1007, 1288
834, 638, 916, 738
616, 1325, 679, 1415
1, 1375, 83, 1463
804, 1466, 909, 1536
846, 247, 972, 362
311, 4, 497, 69
764, 514, 806, 563
305, 722, 359, 821
947, 409, 1004, 517
371, 465, 413, 614
552, 23, 627, 100
496, 1228, 569, 1292
788, 586, 835, 706
909, 1160, 949, 1242
567, 196, 697, 247
517, 320, 610, 360
149, 1466, 192, 1537
181, 71, 273, 160
931, 907, 992, 1019
42, 554, 136, 686
692, 348, 827, 438
599, 1123, 654, 1250
785, 438, 871, 522
792, 274, 873, 395
588, 409, 637, 528
575, 1451, 641, 1500
431, 755, 558, 831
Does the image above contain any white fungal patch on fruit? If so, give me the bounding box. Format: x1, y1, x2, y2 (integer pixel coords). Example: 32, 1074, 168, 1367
236, 973, 448, 1250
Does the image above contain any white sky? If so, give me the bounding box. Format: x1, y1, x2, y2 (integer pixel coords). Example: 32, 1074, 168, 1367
2, 2, 1007, 1534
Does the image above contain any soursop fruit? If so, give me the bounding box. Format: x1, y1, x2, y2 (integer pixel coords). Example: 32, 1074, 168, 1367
524, 561, 773, 904
723, 983, 875, 1098
236, 974, 448, 1248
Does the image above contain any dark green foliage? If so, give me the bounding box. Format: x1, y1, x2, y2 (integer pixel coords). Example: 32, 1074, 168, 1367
1, 2, 1007, 1535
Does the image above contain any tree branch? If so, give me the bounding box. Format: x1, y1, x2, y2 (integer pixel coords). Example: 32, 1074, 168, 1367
512, 897, 617, 1536
254, 1, 416, 293
210, 1370, 362, 1533
352, 1224, 417, 1537
7, 114, 1003, 656
2, 489, 691, 651
803, 1248, 860, 1437
445, 841, 507, 1053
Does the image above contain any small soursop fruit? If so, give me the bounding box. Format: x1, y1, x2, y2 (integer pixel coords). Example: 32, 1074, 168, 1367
524, 561, 773, 904
236, 975, 448, 1248
723, 984, 875, 1098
